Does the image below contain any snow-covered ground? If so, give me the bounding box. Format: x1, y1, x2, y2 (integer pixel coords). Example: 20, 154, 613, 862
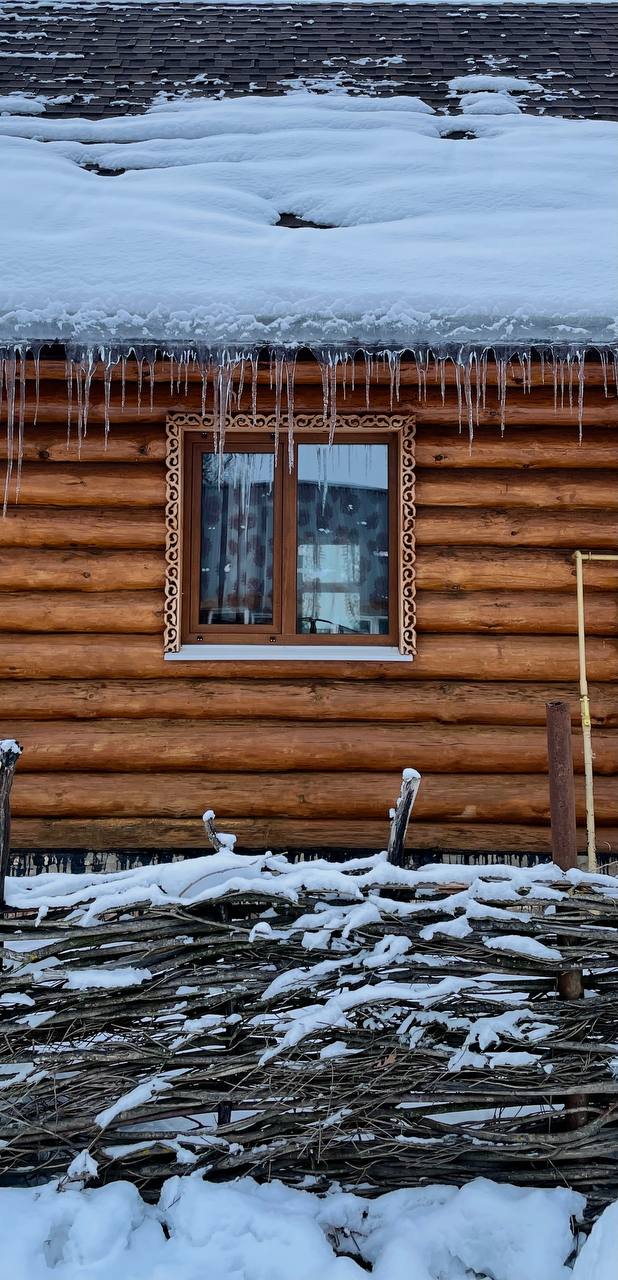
2, 1171, 616, 1280
0, 83, 616, 347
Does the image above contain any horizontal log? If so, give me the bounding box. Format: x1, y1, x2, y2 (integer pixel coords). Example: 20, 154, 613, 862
4, 548, 614, 596
415, 428, 618, 470
4, 719, 616, 775
6, 588, 612, 639
417, 590, 617, 636
417, 550, 618, 592
0, 634, 616, 681
416, 471, 618, 510
0, 426, 167, 464
0, 423, 614, 469
1, 679, 615, 727
1, 463, 164, 508
20, 356, 614, 389
11, 770, 618, 821
6, 383, 618, 429
416, 507, 618, 548
0, 549, 164, 592
10, 817, 618, 854
0, 594, 163, 634
0, 507, 165, 548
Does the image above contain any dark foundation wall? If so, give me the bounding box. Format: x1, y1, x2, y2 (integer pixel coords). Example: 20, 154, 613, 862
1, 361, 617, 855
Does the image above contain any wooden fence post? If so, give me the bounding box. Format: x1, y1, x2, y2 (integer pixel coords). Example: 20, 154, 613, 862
387, 769, 421, 867
546, 702, 578, 871
0, 738, 22, 912
558, 967, 587, 1129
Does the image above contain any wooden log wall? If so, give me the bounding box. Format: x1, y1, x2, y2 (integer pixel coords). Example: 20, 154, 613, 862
1, 359, 617, 855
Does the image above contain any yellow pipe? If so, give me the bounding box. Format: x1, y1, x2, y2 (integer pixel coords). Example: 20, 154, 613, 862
573, 550, 618, 872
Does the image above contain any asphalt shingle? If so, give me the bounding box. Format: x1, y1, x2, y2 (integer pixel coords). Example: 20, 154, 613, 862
0, 1, 616, 119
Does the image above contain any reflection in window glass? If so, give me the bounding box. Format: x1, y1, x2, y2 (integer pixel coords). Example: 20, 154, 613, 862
199, 452, 274, 625
297, 444, 389, 635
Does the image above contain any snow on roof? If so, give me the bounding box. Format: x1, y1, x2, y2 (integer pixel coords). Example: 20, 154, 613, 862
0, 87, 616, 350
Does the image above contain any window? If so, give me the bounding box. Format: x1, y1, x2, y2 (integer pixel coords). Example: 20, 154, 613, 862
165, 414, 416, 657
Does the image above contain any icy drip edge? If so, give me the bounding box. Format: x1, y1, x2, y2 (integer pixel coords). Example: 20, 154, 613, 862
0, 342, 616, 510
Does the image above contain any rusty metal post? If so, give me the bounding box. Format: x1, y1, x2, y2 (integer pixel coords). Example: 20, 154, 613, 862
546, 701, 578, 872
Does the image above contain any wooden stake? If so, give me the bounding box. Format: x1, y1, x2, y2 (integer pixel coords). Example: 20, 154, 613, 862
558, 967, 587, 1129
0, 738, 22, 911
546, 701, 578, 871
387, 769, 421, 867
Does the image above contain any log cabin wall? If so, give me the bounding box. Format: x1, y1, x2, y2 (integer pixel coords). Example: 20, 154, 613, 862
1, 359, 617, 856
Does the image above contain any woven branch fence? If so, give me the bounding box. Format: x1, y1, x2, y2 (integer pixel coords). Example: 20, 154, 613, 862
2, 855, 618, 1216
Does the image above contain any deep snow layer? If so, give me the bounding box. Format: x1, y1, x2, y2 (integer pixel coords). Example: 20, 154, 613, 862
0, 88, 616, 347
1, 1174, 615, 1280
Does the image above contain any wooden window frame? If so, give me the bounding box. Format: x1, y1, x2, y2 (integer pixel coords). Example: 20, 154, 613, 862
165, 412, 416, 656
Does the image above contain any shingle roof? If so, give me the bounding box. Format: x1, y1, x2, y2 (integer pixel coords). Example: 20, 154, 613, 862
0, 2, 617, 120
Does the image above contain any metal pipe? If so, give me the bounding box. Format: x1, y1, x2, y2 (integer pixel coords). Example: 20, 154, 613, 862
574, 552, 597, 871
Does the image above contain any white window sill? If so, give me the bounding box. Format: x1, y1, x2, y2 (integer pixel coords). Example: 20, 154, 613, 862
165, 645, 408, 662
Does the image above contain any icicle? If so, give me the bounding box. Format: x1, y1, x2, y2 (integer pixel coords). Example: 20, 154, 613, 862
438, 356, 446, 406
600, 350, 608, 399
199, 357, 209, 418
454, 359, 463, 431
75, 360, 84, 454
462, 353, 474, 444
3, 349, 16, 515
65, 354, 73, 443
121, 355, 127, 413
286, 352, 297, 468
577, 349, 586, 441
15, 346, 26, 499
82, 348, 95, 437
250, 353, 259, 428
364, 350, 372, 410
328, 359, 338, 445
494, 351, 507, 434
273, 351, 284, 452
148, 355, 156, 413
102, 346, 115, 441
136, 355, 144, 416
33, 347, 41, 429
236, 355, 246, 412
320, 356, 330, 428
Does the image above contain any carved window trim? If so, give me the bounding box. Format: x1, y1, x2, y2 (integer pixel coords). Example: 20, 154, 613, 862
165, 412, 416, 657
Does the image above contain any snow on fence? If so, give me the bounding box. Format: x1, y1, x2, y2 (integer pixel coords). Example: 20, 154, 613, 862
2, 841, 618, 1213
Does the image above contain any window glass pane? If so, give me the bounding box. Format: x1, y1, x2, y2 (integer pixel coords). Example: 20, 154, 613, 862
199, 452, 274, 626
297, 443, 389, 636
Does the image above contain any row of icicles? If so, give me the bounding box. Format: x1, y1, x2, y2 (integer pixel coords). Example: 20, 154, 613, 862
0, 343, 617, 510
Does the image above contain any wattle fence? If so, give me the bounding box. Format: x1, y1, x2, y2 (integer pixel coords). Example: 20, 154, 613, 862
2, 852, 618, 1216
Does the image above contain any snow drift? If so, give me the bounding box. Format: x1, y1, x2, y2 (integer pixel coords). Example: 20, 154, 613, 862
0, 87, 616, 348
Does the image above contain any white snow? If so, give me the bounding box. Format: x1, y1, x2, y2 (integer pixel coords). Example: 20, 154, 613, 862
65, 1150, 99, 1184
0, 89, 616, 347
484, 934, 563, 962
0, 1172, 604, 1280
448, 75, 543, 94
459, 92, 523, 115
95, 1076, 172, 1130
572, 1200, 618, 1280
59, 965, 154, 990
